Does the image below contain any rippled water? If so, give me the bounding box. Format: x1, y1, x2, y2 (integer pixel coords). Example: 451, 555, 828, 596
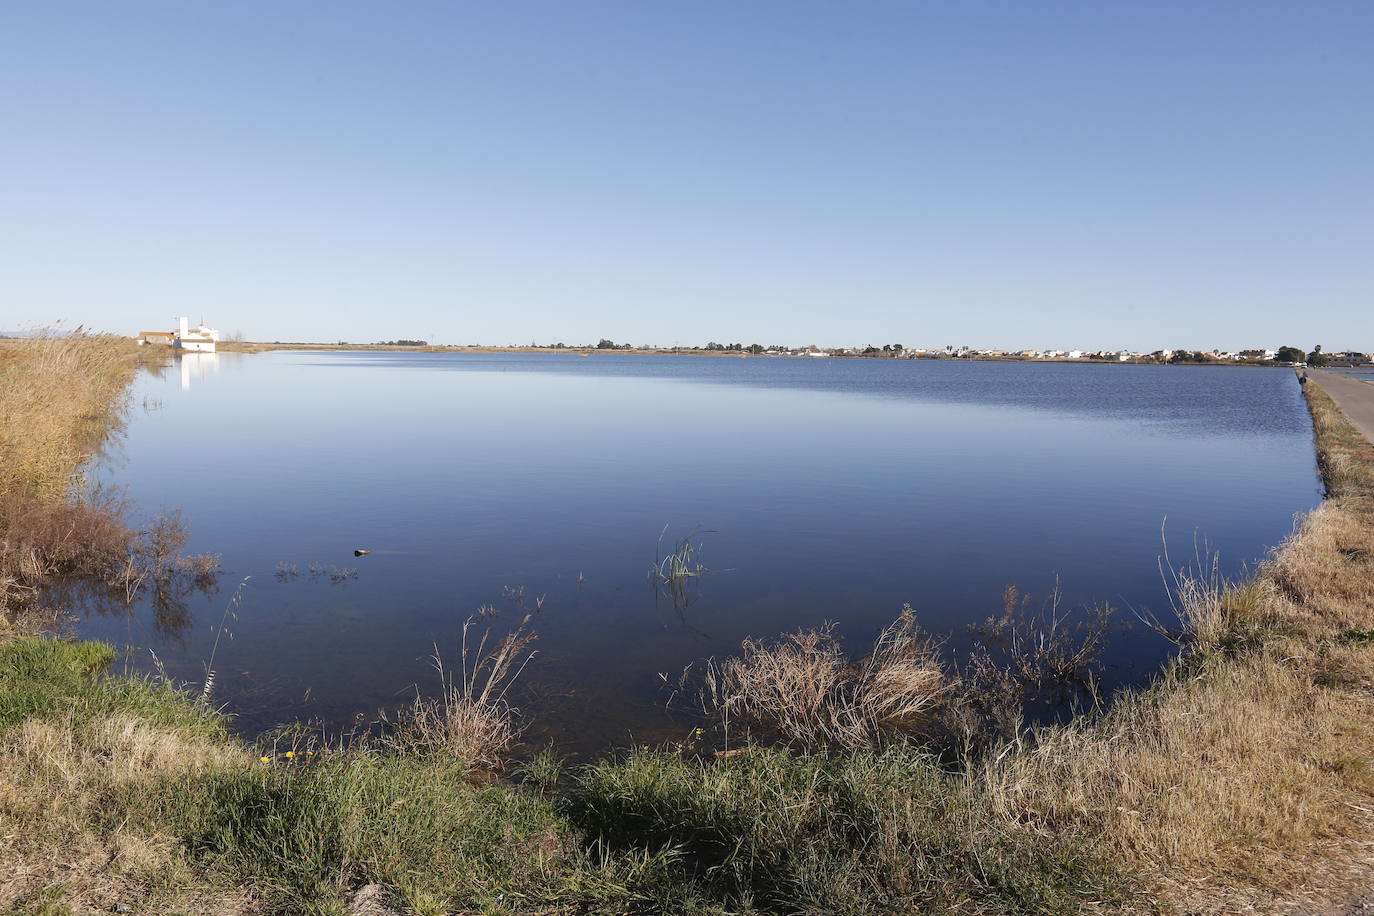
73, 352, 1320, 753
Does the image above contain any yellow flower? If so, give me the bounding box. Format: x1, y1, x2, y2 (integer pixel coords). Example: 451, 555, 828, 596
642, 745, 650, 751
259, 756, 270, 762
285, 751, 295, 759
693, 728, 704, 736
306, 750, 315, 756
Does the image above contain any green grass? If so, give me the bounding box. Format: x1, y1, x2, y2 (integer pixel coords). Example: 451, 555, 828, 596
117, 742, 1129, 915
10, 885, 75, 916
1337, 628, 1374, 646
0, 638, 225, 739
571, 745, 1132, 915
129, 752, 670, 915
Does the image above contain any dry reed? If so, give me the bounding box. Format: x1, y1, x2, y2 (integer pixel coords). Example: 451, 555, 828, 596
703, 604, 948, 750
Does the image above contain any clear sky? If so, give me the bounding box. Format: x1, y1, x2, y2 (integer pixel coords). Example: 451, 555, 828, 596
2, 2, 1370, 350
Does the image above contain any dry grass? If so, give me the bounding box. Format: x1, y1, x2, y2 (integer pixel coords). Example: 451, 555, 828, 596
0, 717, 250, 914
1308, 380, 1374, 503
1269, 503, 1374, 632
988, 649, 1374, 888
703, 604, 948, 750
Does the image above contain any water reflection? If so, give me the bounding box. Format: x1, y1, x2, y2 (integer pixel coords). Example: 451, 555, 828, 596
43, 535, 221, 643
176, 351, 220, 391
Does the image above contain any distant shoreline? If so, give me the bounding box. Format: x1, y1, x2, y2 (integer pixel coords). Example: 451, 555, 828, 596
214, 341, 1332, 367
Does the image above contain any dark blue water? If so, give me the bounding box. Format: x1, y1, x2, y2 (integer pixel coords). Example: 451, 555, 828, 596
76, 352, 1320, 752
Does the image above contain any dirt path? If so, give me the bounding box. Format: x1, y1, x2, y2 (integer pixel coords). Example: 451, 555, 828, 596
1313, 370, 1374, 445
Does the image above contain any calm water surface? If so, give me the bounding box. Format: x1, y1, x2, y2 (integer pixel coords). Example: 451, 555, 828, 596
75, 353, 1320, 753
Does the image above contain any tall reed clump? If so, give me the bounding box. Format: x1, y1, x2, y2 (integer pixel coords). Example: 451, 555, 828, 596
0, 330, 145, 504
703, 605, 948, 750
0, 331, 165, 622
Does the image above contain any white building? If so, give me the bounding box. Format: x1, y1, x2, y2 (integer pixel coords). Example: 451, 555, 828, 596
172, 316, 220, 353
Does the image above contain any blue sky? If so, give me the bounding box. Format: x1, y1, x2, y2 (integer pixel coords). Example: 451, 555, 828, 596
2, 2, 1370, 349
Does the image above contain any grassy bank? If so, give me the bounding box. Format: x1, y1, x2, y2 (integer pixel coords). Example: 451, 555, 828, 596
3, 340, 1373, 914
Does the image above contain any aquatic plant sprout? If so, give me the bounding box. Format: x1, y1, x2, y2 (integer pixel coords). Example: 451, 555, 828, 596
648, 525, 723, 616
649, 524, 712, 583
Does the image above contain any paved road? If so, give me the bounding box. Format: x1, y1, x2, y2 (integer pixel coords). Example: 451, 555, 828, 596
1313, 369, 1374, 445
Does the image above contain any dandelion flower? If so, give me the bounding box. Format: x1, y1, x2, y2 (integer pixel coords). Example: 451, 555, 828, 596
306, 750, 315, 756
259, 756, 270, 763
285, 751, 295, 759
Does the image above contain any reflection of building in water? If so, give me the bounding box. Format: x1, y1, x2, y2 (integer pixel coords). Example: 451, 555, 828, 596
137, 316, 220, 352
177, 351, 220, 390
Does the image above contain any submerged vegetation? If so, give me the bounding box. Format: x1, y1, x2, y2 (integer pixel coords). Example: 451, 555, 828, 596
3, 336, 1374, 914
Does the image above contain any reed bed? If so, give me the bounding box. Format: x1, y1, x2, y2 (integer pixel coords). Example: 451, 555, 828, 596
0, 332, 168, 621
0, 331, 146, 504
